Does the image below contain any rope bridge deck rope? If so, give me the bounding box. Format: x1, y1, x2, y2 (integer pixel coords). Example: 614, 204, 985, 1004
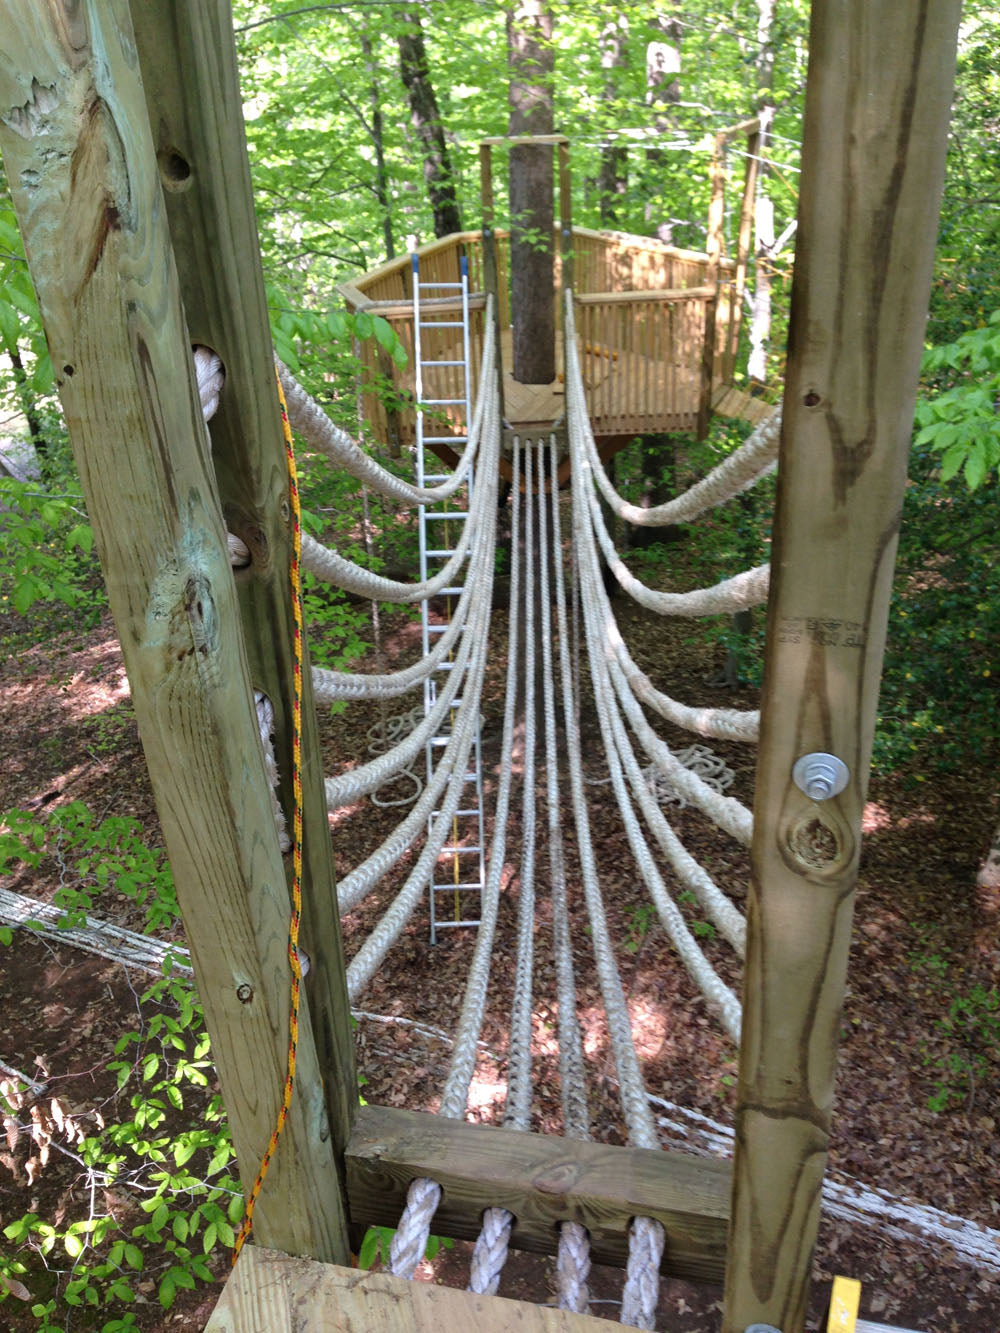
236, 287, 788, 1324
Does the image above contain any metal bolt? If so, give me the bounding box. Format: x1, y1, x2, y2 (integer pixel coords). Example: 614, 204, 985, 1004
792, 752, 849, 801
236, 983, 254, 1004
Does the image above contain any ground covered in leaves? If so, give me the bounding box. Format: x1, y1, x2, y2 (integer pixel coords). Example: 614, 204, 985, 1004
0, 529, 998, 1330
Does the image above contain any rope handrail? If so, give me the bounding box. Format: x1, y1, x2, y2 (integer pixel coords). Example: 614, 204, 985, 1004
278, 302, 496, 509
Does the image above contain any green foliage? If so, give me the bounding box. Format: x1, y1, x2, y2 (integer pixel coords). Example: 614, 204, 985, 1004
915, 310, 1000, 490
908, 933, 1000, 1113
0, 478, 101, 622
0, 806, 236, 1328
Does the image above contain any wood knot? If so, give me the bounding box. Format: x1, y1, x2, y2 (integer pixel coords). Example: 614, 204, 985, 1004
789, 814, 840, 869
532, 1159, 580, 1196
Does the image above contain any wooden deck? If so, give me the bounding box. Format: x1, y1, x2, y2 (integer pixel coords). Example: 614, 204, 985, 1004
208, 1246, 620, 1332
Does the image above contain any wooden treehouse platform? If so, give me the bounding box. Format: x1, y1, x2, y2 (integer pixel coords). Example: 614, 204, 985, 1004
339, 226, 763, 459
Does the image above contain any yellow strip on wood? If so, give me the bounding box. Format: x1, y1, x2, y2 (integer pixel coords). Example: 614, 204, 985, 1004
827, 1276, 862, 1333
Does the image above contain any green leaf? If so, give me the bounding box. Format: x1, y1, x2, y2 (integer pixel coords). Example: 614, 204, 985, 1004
123, 1244, 143, 1271
64, 1232, 84, 1258
354, 310, 374, 340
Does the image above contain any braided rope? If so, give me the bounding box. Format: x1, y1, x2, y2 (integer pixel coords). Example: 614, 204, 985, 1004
254, 691, 291, 855
468, 1206, 515, 1296
620, 1216, 666, 1329
278, 307, 495, 509
232, 372, 306, 1262
504, 440, 539, 1135
193, 344, 224, 424
388, 1175, 443, 1279
541, 440, 589, 1144
345, 363, 501, 1001
569, 341, 744, 1030
439, 443, 522, 1119
583, 392, 781, 527
557, 1220, 592, 1316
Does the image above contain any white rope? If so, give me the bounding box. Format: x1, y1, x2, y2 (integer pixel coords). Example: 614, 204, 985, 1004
193, 344, 224, 424
620, 1216, 666, 1329
541, 442, 593, 1315
313, 571, 472, 701
569, 327, 746, 1023
253, 692, 291, 855
277, 305, 495, 508
440, 443, 522, 1120
645, 743, 733, 808
300, 482, 481, 603
366, 707, 424, 808
589, 481, 770, 615
504, 442, 539, 1135
468, 1206, 515, 1296
344, 362, 501, 1000
388, 1175, 442, 1279
556, 1220, 592, 1316
583, 397, 781, 527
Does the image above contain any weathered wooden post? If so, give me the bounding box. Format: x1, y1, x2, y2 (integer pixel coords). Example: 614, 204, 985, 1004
0, 0, 354, 1264
723, 4, 961, 1330
727, 123, 761, 382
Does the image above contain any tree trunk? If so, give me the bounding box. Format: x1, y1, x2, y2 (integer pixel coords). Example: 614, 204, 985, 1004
508, 0, 555, 385
396, 8, 461, 240
598, 18, 629, 227
361, 27, 394, 260
747, 0, 776, 384
644, 14, 682, 244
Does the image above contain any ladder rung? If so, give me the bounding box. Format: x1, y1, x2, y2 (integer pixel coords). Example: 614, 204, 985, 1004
422, 435, 468, 444
432, 883, 483, 892
431, 919, 483, 929
425, 398, 465, 405
439, 845, 482, 855
426, 548, 468, 559
423, 360, 465, 367
418, 281, 464, 289
420, 320, 463, 328
423, 511, 468, 520
424, 473, 450, 482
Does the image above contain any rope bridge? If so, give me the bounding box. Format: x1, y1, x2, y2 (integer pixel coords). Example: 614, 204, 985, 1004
191, 288, 789, 1327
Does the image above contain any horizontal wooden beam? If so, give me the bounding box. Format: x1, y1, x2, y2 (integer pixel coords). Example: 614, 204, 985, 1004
345, 1104, 729, 1282
356, 293, 487, 319
716, 116, 761, 144
481, 133, 570, 146
574, 285, 713, 307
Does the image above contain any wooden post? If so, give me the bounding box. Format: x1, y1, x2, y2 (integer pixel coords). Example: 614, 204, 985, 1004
128, 0, 358, 1222
696, 131, 726, 439
727, 127, 760, 382
0, 0, 352, 1264
723, 5, 961, 1331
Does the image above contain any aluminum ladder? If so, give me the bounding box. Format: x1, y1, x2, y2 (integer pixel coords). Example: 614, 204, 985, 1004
412, 253, 485, 943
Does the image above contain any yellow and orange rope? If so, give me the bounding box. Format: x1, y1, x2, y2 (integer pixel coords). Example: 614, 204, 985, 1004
232, 373, 306, 1263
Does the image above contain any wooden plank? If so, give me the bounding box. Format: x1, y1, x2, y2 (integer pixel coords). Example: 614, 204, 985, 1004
346, 1104, 729, 1282
0, 0, 351, 1264
481, 133, 570, 146
575, 285, 712, 306
129, 0, 361, 1196
207, 1246, 614, 1332
722, 4, 962, 1331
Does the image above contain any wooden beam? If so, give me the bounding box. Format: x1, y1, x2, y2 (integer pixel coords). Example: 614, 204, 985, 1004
481, 133, 571, 146
558, 139, 573, 294
128, 0, 359, 1245
723, 4, 962, 1331
0, 0, 350, 1264
346, 1104, 729, 1282
575, 285, 713, 306
207, 1246, 616, 1332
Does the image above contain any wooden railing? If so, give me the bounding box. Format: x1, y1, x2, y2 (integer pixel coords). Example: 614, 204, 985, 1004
339, 228, 735, 446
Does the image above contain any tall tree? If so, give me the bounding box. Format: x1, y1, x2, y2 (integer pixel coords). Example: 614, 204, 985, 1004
396, 7, 462, 240
644, 13, 682, 244
508, 0, 555, 385
597, 18, 629, 227
747, 0, 777, 383
361, 26, 395, 260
